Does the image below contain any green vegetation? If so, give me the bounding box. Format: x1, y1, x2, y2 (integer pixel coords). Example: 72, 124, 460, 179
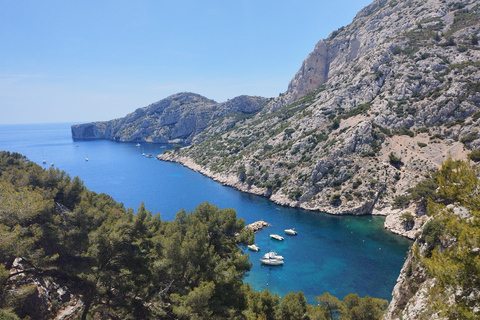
411, 158, 480, 318
388, 152, 403, 169
400, 211, 415, 230
0, 151, 388, 319
392, 171, 438, 209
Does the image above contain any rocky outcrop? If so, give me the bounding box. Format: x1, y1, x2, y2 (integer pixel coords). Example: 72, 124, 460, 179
72, 93, 269, 144
161, 0, 480, 239
5, 258, 84, 320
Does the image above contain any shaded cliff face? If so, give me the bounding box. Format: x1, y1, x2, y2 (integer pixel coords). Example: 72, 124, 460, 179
160, 0, 480, 219
71, 92, 270, 144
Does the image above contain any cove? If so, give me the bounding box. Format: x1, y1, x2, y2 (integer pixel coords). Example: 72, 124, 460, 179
0, 122, 411, 303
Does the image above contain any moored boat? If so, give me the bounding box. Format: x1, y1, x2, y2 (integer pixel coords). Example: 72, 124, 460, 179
270, 234, 284, 241
260, 256, 284, 266
247, 244, 260, 251
285, 228, 297, 235
263, 251, 283, 260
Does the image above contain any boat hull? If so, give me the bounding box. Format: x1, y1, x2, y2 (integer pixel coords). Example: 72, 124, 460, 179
260, 258, 284, 266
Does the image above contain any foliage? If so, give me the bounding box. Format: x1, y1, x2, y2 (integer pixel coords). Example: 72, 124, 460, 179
412, 157, 480, 317
313, 292, 387, 320
392, 194, 410, 209
389, 152, 403, 169
0, 152, 252, 319
330, 194, 342, 206
469, 150, 480, 162
400, 212, 415, 230
352, 178, 362, 189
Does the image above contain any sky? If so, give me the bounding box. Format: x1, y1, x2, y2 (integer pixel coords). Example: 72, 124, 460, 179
0, 0, 373, 125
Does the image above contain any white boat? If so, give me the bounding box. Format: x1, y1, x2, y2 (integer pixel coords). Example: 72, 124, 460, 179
270, 234, 284, 241
135, 143, 141, 147
263, 251, 283, 260
260, 256, 284, 266
285, 228, 297, 235
85, 158, 88, 162
146, 153, 154, 158
247, 244, 260, 252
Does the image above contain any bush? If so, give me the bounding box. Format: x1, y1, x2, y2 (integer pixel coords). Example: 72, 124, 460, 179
330, 194, 342, 205
422, 219, 444, 249
469, 150, 480, 162
389, 152, 403, 168
401, 211, 415, 230
460, 132, 478, 144
417, 142, 427, 148
352, 179, 362, 189
392, 195, 410, 209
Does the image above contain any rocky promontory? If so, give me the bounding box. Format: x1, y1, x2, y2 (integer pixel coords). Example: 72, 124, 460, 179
71, 93, 270, 144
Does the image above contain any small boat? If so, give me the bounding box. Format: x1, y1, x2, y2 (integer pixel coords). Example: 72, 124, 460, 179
50, 162, 54, 167
285, 228, 297, 235
146, 153, 154, 158
247, 244, 260, 252
263, 251, 283, 260
85, 158, 88, 162
42, 159, 46, 164
135, 143, 141, 147
270, 234, 284, 241
260, 256, 284, 266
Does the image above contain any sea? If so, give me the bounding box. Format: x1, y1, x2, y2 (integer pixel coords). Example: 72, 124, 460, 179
0, 122, 411, 303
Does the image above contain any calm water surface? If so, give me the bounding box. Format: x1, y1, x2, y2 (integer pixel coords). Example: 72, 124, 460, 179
0, 122, 411, 303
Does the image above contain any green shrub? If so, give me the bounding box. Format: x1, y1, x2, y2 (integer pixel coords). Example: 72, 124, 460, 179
401, 211, 415, 230
417, 142, 427, 148
460, 132, 478, 144
392, 195, 410, 209
389, 152, 403, 168
352, 179, 362, 189
330, 194, 342, 205
470, 150, 480, 162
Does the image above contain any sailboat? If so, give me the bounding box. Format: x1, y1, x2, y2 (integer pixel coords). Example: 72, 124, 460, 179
260, 237, 284, 266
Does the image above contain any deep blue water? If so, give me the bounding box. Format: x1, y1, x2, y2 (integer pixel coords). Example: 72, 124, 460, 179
0, 122, 411, 303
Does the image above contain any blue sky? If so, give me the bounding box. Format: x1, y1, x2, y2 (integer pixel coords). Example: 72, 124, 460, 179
1, 0, 372, 124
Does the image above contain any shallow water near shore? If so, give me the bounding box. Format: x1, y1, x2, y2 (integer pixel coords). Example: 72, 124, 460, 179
0, 122, 411, 303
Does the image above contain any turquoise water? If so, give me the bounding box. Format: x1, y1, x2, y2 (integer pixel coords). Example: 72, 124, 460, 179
0, 122, 411, 303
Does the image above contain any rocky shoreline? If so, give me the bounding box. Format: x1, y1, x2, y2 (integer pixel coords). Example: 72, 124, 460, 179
157, 152, 417, 240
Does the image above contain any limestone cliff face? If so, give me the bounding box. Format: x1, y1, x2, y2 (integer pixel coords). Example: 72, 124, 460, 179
161, 0, 480, 226
71, 93, 269, 144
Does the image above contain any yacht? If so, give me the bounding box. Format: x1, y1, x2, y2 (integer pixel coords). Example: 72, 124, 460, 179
270, 234, 284, 241
247, 244, 260, 252
260, 255, 284, 266
285, 228, 297, 235
263, 251, 284, 260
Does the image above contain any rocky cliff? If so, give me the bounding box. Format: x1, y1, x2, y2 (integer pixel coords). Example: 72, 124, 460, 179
159, 0, 480, 232
71, 92, 270, 144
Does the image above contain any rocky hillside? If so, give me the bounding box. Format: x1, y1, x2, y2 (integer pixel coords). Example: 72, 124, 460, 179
159, 0, 480, 234
71, 93, 270, 144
